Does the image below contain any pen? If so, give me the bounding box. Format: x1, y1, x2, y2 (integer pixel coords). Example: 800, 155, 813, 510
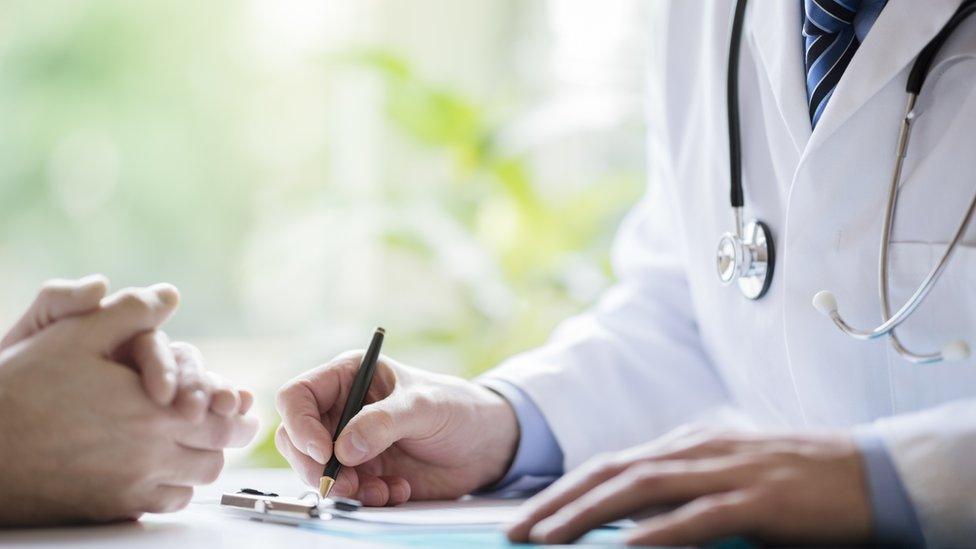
318, 327, 385, 498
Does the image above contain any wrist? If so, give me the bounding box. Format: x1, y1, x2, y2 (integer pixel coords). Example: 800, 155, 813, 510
472, 384, 520, 487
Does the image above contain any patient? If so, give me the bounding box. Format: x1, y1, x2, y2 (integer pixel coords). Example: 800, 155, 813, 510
0, 276, 259, 525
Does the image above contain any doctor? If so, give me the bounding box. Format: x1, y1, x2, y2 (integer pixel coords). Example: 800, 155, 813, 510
276, 0, 976, 546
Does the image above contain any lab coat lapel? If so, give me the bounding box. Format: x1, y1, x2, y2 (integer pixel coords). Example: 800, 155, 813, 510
748, 0, 812, 154
806, 0, 963, 151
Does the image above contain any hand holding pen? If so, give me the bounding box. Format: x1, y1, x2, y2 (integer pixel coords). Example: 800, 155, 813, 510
274, 329, 522, 506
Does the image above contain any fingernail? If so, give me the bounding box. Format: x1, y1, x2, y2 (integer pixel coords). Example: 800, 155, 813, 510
163, 371, 177, 388
307, 442, 326, 465
340, 432, 368, 461
189, 389, 207, 419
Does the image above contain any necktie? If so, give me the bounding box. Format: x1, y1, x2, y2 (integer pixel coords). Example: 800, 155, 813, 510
802, 0, 864, 127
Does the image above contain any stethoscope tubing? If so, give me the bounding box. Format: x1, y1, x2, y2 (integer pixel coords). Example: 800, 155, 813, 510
724, 0, 976, 362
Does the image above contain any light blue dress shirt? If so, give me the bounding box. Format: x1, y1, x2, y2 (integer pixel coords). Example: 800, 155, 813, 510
479, 379, 563, 494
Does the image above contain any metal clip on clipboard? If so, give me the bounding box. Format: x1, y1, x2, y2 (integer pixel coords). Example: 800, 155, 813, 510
220, 488, 361, 521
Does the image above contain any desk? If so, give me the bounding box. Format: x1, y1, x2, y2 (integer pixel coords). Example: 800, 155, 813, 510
0, 469, 624, 548
0, 469, 386, 548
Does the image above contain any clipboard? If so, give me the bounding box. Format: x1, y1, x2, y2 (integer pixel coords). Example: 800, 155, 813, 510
220, 488, 360, 522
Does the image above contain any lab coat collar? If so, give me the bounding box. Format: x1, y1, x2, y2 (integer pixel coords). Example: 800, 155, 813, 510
749, 0, 812, 155
806, 0, 964, 151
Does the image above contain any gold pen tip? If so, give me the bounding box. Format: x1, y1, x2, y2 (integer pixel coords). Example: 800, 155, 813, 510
318, 476, 336, 498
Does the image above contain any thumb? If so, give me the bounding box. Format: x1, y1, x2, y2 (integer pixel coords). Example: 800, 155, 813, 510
78, 283, 180, 355
1, 274, 109, 349
334, 398, 425, 467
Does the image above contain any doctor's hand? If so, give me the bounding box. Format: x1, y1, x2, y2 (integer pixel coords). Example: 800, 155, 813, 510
506, 426, 872, 546
0, 276, 254, 419
0, 282, 259, 525
275, 352, 519, 506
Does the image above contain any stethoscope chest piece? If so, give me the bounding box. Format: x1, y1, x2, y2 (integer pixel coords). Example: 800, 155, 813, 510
716, 219, 774, 300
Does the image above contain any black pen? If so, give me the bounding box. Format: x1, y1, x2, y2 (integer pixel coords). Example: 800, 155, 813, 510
319, 327, 385, 498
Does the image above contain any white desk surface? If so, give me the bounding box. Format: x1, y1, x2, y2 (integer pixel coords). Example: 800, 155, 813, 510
0, 468, 389, 548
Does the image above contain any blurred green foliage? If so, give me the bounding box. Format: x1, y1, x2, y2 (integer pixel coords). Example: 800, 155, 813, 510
0, 2, 642, 469
347, 49, 641, 373
246, 51, 641, 467
0, 0, 255, 333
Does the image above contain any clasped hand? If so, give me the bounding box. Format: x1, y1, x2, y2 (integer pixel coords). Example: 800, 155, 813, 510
0, 276, 259, 525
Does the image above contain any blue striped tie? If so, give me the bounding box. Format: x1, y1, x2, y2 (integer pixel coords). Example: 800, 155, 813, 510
803, 0, 863, 127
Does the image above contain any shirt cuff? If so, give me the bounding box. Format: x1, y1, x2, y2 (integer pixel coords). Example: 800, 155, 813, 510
476, 378, 564, 495
854, 429, 924, 545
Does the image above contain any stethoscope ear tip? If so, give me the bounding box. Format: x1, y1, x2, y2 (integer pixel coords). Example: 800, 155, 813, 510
941, 340, 971, 362
812, 291, 838, 316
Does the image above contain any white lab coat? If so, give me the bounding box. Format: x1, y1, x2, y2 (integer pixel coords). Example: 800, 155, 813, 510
482, 0, 976, 544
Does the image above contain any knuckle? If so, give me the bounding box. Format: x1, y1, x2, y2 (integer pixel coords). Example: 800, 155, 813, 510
583, 453, 620, 479
275, 380, 305, 413
367, 408, 395, 433
691, 494, 741, 522
169, 340, 197, 360
334, 349, 366, 364
570, 498, 601, 519
38, 281, 70, 300
195, 373, 219, 394
180, 379, 208, 397
630, 463, 663, 488
409, 392, 436, 415
117, 289, 154, 314
700, 436, 733, 454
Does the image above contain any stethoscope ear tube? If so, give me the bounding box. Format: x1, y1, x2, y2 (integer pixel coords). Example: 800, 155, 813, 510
811, 0, 976, 363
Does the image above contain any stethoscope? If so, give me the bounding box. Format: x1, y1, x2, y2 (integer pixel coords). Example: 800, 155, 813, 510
717, 0, 976, 363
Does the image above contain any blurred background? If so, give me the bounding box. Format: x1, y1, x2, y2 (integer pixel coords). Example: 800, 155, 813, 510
0, 0, 652, 466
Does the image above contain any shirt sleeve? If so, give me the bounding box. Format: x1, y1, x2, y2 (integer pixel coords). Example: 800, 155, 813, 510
854, 429, 924, 545
476, 379, 564, 495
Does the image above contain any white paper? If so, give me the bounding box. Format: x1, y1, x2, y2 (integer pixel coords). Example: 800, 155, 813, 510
330, 496, 523, 526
